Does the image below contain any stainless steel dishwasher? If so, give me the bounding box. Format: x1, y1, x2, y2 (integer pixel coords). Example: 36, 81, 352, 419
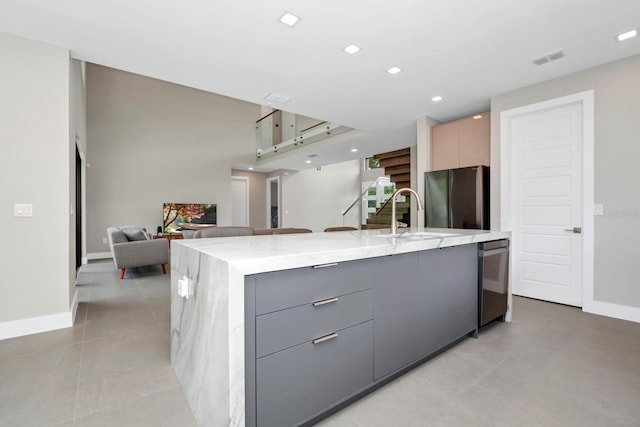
478, 239, 509, 328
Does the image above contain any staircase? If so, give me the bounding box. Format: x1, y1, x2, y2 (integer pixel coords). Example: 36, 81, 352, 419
374, 147, 411, 189
364, 147, 412, 228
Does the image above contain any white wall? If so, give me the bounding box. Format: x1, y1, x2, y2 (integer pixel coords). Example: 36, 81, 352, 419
414, 117, 440, 228
0, 33, 74, 332
281, 160, 361, 231
491, 53, 640, 311
86, 64, 260, 254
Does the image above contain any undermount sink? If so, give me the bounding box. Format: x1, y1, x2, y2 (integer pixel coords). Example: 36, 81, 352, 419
374, 231, 460, 238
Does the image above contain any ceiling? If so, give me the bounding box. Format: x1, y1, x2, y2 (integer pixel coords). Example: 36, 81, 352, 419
2, 0, 639, 170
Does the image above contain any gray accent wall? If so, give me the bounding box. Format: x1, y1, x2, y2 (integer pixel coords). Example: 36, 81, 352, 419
0, 33, 74, 323
86, 64, 260, 253
491, 53, 640, 309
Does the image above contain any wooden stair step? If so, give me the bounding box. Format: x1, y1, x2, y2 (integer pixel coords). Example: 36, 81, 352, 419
390, 173, 411, 183
395, 181, 411, 189
384, 164, 411, 175
378, 155, 411, 168
373, 147, 411, 161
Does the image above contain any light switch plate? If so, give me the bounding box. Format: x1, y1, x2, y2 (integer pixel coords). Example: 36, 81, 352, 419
14, 203, 33, 217
594, 204, 604, 216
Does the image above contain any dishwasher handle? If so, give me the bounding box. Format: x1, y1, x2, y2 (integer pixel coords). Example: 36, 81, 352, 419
479, 239, 509, 251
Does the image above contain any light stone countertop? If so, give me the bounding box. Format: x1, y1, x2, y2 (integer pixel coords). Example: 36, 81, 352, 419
171, 227, 511, 275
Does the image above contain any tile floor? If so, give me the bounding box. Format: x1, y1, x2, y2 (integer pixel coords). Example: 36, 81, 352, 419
1, 260, 639, 426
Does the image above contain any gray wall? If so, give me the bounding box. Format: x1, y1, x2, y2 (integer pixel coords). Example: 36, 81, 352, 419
0, 33, 74, 323
70, 59, 87, 303
231, 169, 268, 229
86, 64, 260, 253
491, 53, 640, 308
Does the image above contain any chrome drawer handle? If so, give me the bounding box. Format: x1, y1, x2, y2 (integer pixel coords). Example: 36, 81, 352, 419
312, 332, 338, 345
312, 297, 338, 307
313, 263, 338, 269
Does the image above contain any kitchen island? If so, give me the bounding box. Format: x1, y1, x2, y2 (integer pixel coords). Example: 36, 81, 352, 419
170, 228, 510, 427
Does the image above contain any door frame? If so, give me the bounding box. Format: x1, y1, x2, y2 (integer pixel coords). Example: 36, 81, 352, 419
500, 90, 594, 313
231, 176, 250, 227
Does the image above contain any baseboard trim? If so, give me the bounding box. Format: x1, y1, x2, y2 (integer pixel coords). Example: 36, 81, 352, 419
583, 300, 640, 324
87, 251, 112, 260
70, 290, 79, 325
0, 290, 79, 340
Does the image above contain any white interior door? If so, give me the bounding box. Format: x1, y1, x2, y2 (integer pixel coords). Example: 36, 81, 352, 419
231, 176, 249, 227
508, 102, 584, 306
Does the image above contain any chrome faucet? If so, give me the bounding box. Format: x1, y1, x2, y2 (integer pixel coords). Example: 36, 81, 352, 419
390, 188, 424, 236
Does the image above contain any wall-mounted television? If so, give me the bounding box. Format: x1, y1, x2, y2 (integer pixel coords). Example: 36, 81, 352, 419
163, 203, 217, 233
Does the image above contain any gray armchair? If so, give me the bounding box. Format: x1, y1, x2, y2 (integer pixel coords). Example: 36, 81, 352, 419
107, 226, 169, 279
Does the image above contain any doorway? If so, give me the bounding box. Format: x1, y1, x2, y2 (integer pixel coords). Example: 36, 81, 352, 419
75, 146, 83, 271
501, 91, 594, 307
231, 176, 250, 227
266, 176, 280, 228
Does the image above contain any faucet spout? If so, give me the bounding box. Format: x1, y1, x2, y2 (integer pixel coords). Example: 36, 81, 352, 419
390, 188, 424, 236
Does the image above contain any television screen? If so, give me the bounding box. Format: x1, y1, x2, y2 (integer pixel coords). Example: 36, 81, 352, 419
163, 203, 217, 233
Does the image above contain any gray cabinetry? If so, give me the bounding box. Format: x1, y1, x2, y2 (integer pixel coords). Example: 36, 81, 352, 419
417, 245, 478, 355
372, 253, 421, 380
246, 244, 479, 426
256, 289, 372, 358
250, 258, 380, 427
256, 321, 373, 427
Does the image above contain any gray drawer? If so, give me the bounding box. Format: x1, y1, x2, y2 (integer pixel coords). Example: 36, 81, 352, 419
256, 321, 373, 427
256, 289, 373, 358
253, 257, 383, 315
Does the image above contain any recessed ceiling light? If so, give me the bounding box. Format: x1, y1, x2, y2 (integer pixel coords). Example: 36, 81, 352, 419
431, 96, 443, 102
387, 66, 402, 75
351, 148, 358, 153
617, 29, 638, 41
305, 160, 312, 164
473, 115, 483, 119
278, 12, 300, 27
248, 167, 254, 170
344, 44, 361, 55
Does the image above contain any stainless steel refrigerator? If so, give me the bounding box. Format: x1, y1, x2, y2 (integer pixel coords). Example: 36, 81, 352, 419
424, 165, 489, 229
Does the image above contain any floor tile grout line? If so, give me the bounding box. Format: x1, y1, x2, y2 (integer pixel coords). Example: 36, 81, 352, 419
134, 274, 171, 342
71, 268, 91, 427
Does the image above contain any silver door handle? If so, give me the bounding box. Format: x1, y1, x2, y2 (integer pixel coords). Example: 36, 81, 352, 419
313, 263, 338, 269
312, 332, 338, 345
312, 297, 338, 307
564, 227, 582, 234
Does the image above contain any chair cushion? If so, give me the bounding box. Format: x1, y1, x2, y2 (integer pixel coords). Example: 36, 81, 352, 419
122, 227, 149, 241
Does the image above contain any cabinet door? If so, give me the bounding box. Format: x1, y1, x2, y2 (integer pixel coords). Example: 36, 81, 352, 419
256, 321, 373, 427
373, 253, 421, 380
431, 123, 460, 171
416, 245, 478, 357
459, 114, 490, 167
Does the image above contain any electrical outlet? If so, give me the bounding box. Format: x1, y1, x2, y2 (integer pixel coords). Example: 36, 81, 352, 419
102, 238, 108, 244
14, 203, 33, 217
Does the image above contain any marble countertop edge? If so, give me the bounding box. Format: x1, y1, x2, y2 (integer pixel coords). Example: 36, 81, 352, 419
172, 228, 510, 275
